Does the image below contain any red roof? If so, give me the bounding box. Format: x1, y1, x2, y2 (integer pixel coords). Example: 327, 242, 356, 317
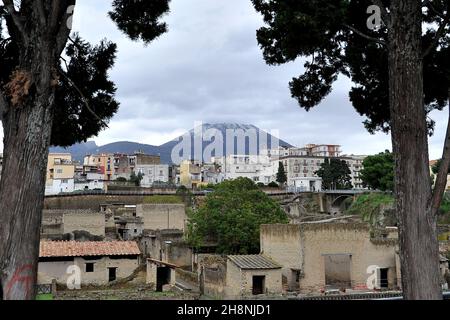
39, 241, 141, 258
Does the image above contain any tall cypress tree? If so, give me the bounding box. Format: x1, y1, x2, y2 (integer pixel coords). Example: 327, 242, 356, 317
252, 0, 449, 299
0, 0, 171, 300
276, 161, 287, 185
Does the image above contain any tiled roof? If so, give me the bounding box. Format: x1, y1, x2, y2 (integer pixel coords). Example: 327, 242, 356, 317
228, 255, 281, 270
39, 241, 141, 258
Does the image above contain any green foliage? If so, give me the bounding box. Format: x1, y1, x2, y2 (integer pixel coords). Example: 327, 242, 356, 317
51, 35, 119, 147
268, 181, 279, 188
176, 186, 194, 207
438, 193, 450, 215
199, 183, 216, 190
431, 159, 450, 175
276, 162, 287, 185
115, 177, 128, 182
143, 195, 183, 204
252, 0, 450, 133
129, 171, 143, 186
315, 158, 353, 190
347, 192, 450, 226
109, 0, 170, 44
346, 193, 394, 226
186, 178, 288, 254
0, 1, 171, 147
359, 151, 394, 191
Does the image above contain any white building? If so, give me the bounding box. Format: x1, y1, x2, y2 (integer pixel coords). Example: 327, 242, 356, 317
213, 155, 276, 184
46, 178, 75, 195
74, 180, 105, 191
205, 145, 365, 190
341, 155, 366, 189
278, 153, 366, 190
289, 177, 323, 192
201, 163, 225, 185
136, 164, 169, 187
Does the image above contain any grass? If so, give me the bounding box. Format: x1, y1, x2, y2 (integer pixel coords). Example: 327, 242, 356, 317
36, 294, 53, 300
143, 195, 184, 204
346, 193, 394, 216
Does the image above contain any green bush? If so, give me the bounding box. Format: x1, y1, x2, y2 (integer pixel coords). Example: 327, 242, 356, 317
346, 193, 394, 226
186, 178, 288, 254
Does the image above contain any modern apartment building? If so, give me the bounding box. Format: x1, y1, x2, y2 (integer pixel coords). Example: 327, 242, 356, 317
45, 153, 75, 195
303, 144, 342, 157
341, 155, 365, 189
278, 153, 366, 190
135, 164, 170, 187
213, 155, 276, 185
84, 153, 115, 181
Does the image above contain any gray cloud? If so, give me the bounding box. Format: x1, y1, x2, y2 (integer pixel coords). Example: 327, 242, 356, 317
0, 0, 448, 159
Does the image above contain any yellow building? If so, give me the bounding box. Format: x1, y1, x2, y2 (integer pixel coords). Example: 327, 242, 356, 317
180, 160, 202, 188
46, 153, 75, 195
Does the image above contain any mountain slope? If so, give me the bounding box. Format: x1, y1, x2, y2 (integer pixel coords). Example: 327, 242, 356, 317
50, 123, 293, 164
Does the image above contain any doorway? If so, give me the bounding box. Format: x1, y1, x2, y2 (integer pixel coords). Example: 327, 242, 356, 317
252, 276, 266, 295
156, 267, 171, 292
108, 268, 117, 282
324, 254, 352, 289
379, 268, 389, 289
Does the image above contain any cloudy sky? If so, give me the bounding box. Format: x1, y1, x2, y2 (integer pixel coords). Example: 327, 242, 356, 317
0, 0, 448, 158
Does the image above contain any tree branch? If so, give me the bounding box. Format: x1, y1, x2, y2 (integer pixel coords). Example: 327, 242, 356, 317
2, 0, 27, 42
431, 88, 450, 215
422, 3, 450, 58
424, 0, 447, 20
423, 20, 449, 58
344, 24, 386, 46
58, 60, 109, 128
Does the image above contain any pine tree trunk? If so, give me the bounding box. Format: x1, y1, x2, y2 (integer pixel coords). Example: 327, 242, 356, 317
0, 101, 53, 300
388, 0, 442, 300
0, 23, 58, 299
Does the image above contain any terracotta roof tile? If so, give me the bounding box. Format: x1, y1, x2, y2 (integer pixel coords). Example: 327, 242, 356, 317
39, 241, 141, 258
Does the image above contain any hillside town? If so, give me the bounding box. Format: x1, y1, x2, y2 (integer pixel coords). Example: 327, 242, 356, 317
1, 141, 448, 300
26, 144, 365, 196
0, 0, 449, 307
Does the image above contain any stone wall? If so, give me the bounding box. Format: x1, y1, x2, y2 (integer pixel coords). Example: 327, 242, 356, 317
198, 255, 227, 299
38, 256, 139, 286
260, 223, 398, 293
44, 195, 148, 210
260, 224, 303, 290
225, 261, 282, 299
136, 204, 186, 231
63, 212, 105, 238
140, 230, 191, 267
